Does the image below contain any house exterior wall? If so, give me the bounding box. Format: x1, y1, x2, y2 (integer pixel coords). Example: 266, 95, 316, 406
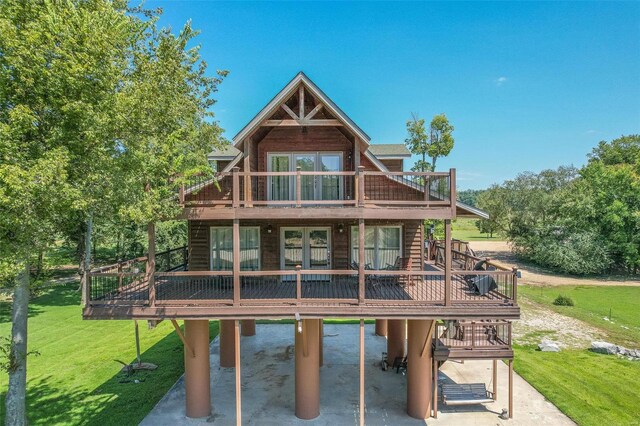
380, 159, 404, 172
188, 219, 423, 272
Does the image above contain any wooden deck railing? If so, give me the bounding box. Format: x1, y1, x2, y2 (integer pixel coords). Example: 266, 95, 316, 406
86, 264, 517, 308
179, 167, 455, 209
434, 320, 512, 350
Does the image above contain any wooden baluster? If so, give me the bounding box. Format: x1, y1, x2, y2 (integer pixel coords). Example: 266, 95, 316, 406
358, 219, 365, 303
296, 265, 302, 305
450, 168, 456, 217
233, 219, 240, 305
232, 167, 240, 208
296, 166, 302, 207
358, 166, 365, 207
444, 219, 452, 305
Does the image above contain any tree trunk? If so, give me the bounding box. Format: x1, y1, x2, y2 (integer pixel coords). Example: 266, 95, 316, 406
431, 156, 437, 172
5, 264, 30, 426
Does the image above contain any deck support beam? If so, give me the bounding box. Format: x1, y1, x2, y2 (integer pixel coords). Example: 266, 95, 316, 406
493, 359, 498, 400
220, 319, 236, 368
241, 320, 256, 337
432, 356, 439, 418
407, 319, 434, 419
387, 319, 406, 363
358, 219, 365, 303
375, 319, 387, 337
234, 320, 242, 425
295, 319, 320, 419
359, 319, 365, 426
509, 359, 514, 419
184, 320, 211, 418
444, 219, 452, 305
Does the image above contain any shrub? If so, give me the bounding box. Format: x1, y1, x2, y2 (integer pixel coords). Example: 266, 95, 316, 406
553, 295, 574, 306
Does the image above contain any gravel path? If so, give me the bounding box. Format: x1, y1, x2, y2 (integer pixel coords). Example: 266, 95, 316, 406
468, 241, 640, 287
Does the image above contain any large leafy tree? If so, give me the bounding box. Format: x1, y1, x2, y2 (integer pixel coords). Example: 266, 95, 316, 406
0, 1, 225, 423
405, 113, 455, 172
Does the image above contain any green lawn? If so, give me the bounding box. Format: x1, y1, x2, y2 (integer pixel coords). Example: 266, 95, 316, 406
514, 345, 640, 426
451, 218, 501, 241
0, 283, 219, 425
515, 285, 640, 426
519, 285, 640, 346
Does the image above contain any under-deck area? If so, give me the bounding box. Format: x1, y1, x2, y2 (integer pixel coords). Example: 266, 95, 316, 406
140, 323, 571, 426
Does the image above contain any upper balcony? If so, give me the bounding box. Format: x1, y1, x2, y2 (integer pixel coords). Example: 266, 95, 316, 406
179, 167, 457, 220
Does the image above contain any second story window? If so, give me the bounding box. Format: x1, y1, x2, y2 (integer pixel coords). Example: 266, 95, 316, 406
267, 152, 342, 201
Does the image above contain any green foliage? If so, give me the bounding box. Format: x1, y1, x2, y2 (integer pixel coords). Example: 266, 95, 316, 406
405, 113, 455, 172
457, 189, 484, 207
427, 113, 454, 171
475, 136, 640, 276
552, 295, 574, 306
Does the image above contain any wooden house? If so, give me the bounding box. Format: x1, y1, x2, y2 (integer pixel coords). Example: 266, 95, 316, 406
83, 72, 519, 423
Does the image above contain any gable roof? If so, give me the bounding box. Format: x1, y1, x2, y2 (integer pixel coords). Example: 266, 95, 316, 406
369, 144, 411, 158
207, 145, 241, 161
232, 71, 371, 147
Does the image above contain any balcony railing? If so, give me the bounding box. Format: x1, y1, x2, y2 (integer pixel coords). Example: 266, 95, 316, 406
434, 320, 512, 351
86, 262, 518, 308
180, 167, 454, 209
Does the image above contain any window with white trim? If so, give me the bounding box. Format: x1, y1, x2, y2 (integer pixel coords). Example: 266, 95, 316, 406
351, 226, 402, 269
210, 227, 260, 271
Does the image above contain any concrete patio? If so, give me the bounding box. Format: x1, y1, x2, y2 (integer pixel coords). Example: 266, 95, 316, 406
141, 323, 574, 425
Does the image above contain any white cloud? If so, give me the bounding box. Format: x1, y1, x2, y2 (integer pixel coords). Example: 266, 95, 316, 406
585, 129, 597, 134
495, 76, 508, 86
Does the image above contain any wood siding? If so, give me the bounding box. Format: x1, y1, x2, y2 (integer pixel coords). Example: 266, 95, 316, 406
380, 159, 404, 172
188, 219, 423, 272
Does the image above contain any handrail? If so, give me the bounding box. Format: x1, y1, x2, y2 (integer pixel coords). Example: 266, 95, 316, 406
180, 168, 456, 209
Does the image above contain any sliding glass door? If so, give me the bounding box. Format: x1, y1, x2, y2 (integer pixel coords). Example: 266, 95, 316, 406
210, 227, 260, 271
351, 226, 402, 270
267, 152, 342, 202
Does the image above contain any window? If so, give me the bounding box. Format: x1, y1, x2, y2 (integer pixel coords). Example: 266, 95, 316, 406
210, 227, 260, 271
351, 226, 402, 269
267, 152, 343, 201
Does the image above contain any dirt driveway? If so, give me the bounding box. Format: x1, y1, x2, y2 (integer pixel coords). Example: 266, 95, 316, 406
468, 241, 640, 287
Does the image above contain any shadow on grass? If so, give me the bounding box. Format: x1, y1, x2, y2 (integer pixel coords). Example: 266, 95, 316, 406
0, 283, 80, 324
1, 321, 219, 425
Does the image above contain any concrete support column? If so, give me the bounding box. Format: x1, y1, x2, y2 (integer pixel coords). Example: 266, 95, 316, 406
295, 319, 321, 420
407, 320, 434, 419
241, 319, 256, 337
219, 319, 236, 368
184, 320, 211, 418
375, 319, 388, 337
386, 319, 406, 362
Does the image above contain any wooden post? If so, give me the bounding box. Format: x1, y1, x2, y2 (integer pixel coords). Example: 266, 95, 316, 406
319, 319, 323, 367
296, 166, 302, 207
492, 359, 498, 400
359, 319, 365, 426
509, 359, 514, 419
353, 137, 360, 202
358, 219, 365, 303
450, 168, 457, 217
444, 219, 451, 306
244, 138, 253, 207
296, 265, 302, 304
513, 267, 519, 302
179, 184, 185, 204
117, 263, 123, 292
358, 166, 365, 207
235, 320, 241, 426
375, 319, 387, 337
233, 219, 240, 305
147, 222, 156, 307
232, 167, 240, 208
432, 356, 438, 418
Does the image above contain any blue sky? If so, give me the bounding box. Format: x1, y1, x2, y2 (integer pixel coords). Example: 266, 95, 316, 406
148, 1, 640, 189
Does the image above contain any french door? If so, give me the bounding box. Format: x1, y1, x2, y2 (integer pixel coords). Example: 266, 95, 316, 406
281, 227, 331, 272
267, 153, 342, 201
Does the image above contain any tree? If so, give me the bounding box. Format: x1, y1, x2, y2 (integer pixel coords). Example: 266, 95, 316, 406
0, 1, 226, 422
405, 114, 431, 172
427, 114, 454, 171
475, 186, 507, 238
405, 113, 455, 172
